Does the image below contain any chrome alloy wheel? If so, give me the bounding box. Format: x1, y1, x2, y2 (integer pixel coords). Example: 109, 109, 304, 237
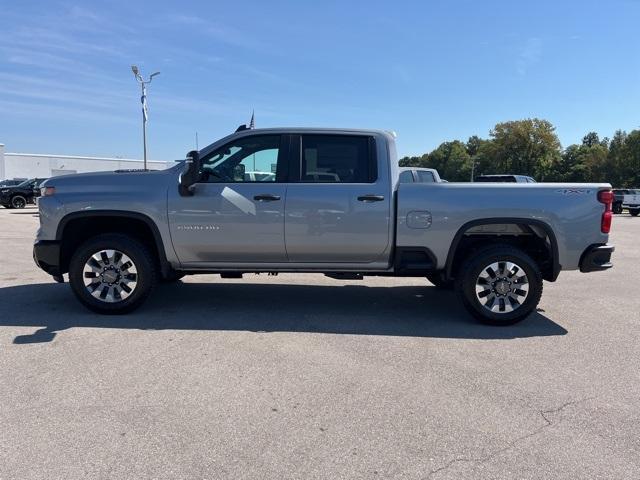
82, 249, 138, 303
475, 261, 529, 314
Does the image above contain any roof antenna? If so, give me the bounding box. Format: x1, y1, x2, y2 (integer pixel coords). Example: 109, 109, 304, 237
234, 110, 255, 133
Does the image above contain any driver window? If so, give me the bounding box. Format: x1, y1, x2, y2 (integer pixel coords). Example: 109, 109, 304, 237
200, 135, 280, 182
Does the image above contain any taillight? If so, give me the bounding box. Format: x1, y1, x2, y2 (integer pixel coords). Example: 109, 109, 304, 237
41, 186, 56, 197
598, 189, 613, 233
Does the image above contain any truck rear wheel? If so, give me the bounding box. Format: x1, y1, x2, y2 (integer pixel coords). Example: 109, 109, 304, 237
456, 245, 543, 325
68, 234, 157, 314
630, 209, 640, 217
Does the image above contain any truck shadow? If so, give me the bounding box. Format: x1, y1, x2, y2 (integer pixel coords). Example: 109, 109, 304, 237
0, 282, 567, 344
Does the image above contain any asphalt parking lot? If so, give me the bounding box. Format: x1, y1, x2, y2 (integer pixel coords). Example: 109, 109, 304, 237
0, 206, 638, 480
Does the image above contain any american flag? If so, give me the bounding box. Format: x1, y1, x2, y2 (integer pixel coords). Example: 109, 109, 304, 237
141, 84, 148, 123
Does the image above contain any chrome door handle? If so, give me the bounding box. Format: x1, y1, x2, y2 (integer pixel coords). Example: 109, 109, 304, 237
253, 194, 281, 201
357, 194, 384, 202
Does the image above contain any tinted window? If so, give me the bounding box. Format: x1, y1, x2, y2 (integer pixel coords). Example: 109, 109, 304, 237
300, 135, 375, 183
416, 170, 435, 183
399, 170, 414, 183
200, 135, 281, 183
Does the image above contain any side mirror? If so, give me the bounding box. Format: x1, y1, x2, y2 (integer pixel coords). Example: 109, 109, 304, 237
178, 150, 200, 197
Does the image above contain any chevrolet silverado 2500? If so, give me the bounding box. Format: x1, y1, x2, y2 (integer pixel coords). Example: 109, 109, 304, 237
34, 127, 615, 324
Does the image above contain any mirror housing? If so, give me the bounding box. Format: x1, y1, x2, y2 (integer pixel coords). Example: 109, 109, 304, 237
178, 150, 200, 196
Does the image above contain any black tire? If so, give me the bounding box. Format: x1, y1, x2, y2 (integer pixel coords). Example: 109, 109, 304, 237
455, 244, 543, 326
426, 271, 454, 290
630, 209, 640, 217
11, 195, 27, 209
612, 203, 623, 214
69, 234, 157, 314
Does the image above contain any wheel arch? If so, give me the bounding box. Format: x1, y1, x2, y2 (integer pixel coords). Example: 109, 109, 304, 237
56, 210, 171, 276
444, 217, 560, 282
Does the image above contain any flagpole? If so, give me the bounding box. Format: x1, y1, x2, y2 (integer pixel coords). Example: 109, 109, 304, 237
130, 66, 160, 171
142, 83, 147, 169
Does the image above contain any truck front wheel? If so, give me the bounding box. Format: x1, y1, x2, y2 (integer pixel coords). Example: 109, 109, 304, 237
456, 245, 543, 325
68, 234, 157, 314
630, 209, 640, 217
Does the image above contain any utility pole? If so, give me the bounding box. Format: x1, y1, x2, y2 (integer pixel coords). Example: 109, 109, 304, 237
131, 65, 160, 169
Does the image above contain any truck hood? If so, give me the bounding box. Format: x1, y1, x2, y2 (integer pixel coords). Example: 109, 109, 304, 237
42, 163, 182, 192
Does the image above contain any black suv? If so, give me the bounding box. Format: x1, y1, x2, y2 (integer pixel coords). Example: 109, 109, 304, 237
0, 178, 48, 209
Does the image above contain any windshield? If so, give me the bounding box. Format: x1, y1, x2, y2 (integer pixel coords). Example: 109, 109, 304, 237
16, 179, 34, 188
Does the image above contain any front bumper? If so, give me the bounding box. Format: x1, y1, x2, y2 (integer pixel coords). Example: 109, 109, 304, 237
579, 244, 614, 273
33, 240, 62, 276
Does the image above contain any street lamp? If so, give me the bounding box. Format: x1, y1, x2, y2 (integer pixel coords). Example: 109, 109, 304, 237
131, 65, 160, 169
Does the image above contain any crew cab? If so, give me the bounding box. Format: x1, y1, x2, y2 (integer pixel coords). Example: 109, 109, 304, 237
34, 128, 615, 324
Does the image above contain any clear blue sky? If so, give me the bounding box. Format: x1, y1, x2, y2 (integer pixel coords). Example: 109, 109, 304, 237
1, 0, 639, 160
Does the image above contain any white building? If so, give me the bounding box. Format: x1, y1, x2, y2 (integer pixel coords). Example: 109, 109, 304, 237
0, 143, 173, 180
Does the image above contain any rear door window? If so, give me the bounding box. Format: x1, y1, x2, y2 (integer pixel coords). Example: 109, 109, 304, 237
399, 170, 414, 183
299, 135, 376, 183
416, 170, 435, 183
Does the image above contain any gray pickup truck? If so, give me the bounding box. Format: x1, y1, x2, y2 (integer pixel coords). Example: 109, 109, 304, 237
34, 127, 615, 324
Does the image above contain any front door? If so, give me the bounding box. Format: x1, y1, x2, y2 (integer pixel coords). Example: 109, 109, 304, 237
168, 134, 288, 264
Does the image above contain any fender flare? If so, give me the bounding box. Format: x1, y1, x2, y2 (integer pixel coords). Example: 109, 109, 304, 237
444, 217, 560, 281
56, 210, 171, 275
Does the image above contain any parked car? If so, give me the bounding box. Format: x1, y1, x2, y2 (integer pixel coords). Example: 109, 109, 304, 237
475, 174, 536, 183
34, 127, 614, 325
0, 178, 27, 187
619, 188, 640, 216
244, 171, 275, 182
612, 189, 628, 214
399, 167, 442, 183
0, 178, 47, 209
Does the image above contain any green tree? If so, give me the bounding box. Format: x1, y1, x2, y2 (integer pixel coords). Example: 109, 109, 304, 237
607, 130, 628, 186
426, 140, 472, 181
556, 143, 608, 182
582, 132, 600, 147
398, 156, 422, 167
486, 119, 562, 180
621, 130, 640, 187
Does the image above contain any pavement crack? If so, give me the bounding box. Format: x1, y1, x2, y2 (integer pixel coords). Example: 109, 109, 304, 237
425, 396, 595, 479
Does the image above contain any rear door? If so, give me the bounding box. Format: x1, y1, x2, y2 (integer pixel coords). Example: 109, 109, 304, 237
284, 134, 391, 264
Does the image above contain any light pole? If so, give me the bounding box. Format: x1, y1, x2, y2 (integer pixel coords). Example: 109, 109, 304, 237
131, 65, 160, 169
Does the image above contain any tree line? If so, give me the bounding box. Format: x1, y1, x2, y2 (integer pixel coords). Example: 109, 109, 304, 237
399, 118, 640, 186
